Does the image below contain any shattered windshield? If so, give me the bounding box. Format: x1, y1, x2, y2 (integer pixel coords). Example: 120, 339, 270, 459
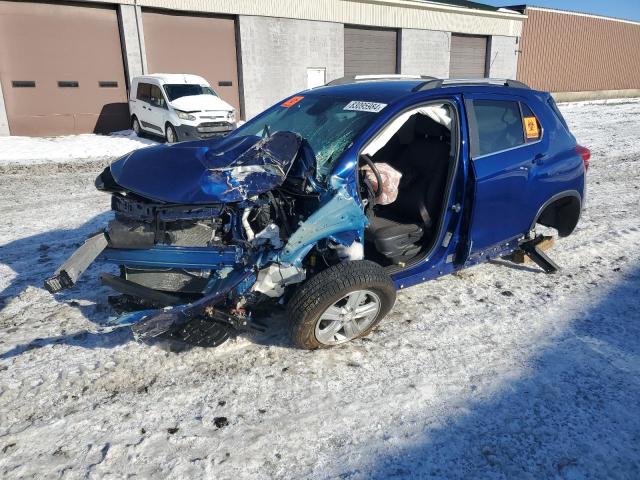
229, 95, 381, 180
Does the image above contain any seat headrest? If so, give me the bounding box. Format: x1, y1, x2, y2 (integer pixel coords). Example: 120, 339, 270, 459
415, 115, 447, 138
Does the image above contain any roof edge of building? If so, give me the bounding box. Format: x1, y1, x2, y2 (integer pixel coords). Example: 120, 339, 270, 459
520, 5, 640, 27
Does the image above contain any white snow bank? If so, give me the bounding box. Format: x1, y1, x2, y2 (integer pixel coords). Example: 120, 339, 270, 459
0, 130, 157, 166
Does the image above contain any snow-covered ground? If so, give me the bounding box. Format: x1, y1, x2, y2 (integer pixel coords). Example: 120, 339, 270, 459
0, 130, 156, 167
1, 100, 639, 479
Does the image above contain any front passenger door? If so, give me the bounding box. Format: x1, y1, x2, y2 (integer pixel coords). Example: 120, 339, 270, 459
147, 84, 169, 136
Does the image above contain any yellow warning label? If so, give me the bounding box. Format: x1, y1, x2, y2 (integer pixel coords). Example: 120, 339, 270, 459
524, 116, 540, 139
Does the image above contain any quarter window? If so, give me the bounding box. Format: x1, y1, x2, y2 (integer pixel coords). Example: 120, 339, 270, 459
521, 102, 542, 142
471, 100, 524, 157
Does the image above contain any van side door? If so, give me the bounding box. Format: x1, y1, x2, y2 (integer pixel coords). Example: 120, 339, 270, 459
134, 82, 164, 135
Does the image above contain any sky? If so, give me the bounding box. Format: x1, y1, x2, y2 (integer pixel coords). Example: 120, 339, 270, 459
483, 0, 640, 22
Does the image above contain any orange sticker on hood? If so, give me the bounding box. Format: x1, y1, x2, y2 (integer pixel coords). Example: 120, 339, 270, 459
281, 96, 304, 108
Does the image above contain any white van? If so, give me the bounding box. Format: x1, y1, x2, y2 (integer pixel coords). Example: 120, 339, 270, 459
129, 74, 236, 143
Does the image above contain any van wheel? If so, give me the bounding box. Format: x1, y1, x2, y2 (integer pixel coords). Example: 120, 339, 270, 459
287, 260, 396, 349
132, 116, 142, 137
165, 124, 178, 144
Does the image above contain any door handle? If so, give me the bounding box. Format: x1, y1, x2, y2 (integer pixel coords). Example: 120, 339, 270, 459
533, 153, 546, 165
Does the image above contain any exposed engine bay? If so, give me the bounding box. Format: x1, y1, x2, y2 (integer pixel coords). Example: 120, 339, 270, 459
46, 131, 368, 346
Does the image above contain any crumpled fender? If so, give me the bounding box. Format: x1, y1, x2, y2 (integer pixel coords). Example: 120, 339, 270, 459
278, 185, 368, 265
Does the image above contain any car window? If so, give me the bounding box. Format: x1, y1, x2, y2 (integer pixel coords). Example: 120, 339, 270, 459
136, 82, 151, 102
163, 84, 217, 102
471, 100, 524, 157
520, 102, 542, 143
149, 85, 167, 109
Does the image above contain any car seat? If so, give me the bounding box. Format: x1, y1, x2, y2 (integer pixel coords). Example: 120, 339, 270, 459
366, 115, 451, 263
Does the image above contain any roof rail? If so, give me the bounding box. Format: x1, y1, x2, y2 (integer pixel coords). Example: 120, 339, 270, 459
413, 78, 530, 91
327, 74, 437, 86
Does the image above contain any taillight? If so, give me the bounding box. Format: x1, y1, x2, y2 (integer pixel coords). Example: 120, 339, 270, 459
576, 145, 591, 171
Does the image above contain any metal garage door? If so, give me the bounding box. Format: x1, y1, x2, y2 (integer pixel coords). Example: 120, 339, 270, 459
449, 34, 488, 78
0, 1, 129, 136
344, 26, 397, 77
142, 10, 241, 114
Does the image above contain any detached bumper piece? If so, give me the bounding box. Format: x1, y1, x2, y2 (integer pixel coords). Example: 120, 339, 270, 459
44, 233, 109, 293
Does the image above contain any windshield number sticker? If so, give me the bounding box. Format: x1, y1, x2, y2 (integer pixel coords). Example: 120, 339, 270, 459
281, 96, 304, 108
344, 101, 387, 113
524, 116, 540, 138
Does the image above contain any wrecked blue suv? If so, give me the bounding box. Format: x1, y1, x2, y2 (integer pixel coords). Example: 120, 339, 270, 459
46, 76, 590, 349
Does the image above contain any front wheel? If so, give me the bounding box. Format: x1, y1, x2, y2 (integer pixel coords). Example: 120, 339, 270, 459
132, 115, 142, 137
287, 260, 396, 349
165, 123, 178, 144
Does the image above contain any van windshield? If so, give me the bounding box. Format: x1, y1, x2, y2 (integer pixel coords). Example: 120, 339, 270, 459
163, 84, 217, 101
229, 95, 381, 180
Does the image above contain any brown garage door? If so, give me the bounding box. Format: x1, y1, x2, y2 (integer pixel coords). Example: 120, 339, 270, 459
0, 1, 129, 136
449, 34, 488, 78
142, 10, 241, 114
344, 26, 397, 77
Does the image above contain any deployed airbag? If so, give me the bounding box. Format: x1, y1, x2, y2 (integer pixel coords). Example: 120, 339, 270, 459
361, 162, 402, 205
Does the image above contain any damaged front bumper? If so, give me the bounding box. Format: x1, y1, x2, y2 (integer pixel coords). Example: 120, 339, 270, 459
45, 130, 370, 346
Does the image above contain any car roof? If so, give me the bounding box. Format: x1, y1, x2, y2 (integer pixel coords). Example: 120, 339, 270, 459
133, 73, 210, 85
306, 76, 540, 104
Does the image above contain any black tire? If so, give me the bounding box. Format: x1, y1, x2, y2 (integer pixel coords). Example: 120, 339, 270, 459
131, 115, 143, 137
165, 123, 178, 144
287, 260, 396, 349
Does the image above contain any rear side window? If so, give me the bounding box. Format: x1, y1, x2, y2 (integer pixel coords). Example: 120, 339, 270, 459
521, 102, 542, 142
136, 82, 151, 102
470, 100, 524, 157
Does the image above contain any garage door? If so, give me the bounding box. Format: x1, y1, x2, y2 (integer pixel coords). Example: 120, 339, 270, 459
142, 10, 241, 114
344, 26, 397, 77
0, 1, 129, 136
449, 34, 488, 78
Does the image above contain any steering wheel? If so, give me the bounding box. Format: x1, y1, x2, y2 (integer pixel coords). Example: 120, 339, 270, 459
360, 154, 383, 197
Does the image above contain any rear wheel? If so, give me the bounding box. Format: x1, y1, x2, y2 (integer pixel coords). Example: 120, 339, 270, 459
287, 260, 396, 349
165, 123, 178, 144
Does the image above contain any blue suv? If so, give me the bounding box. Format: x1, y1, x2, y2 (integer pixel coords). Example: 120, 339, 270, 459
46, 76, 590, 350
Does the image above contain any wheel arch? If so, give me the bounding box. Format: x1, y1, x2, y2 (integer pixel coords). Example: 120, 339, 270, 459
530, 190, 582, 237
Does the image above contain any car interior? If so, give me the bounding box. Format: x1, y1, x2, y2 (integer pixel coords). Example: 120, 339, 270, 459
359, 103, 456, 267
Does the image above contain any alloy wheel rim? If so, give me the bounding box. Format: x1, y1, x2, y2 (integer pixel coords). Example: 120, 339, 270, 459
133, 119, 140, 134
314, 289, 381, 345
167, 127, 176, 143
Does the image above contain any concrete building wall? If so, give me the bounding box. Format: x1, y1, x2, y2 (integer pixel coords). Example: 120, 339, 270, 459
0, 80, 9, 135
399, 29, 450, 78
117, 4, 146, 85
238, 16, 344, 119
487, 35, 518, 79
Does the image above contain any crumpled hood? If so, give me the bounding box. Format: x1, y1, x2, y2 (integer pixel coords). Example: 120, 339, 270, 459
109, 132, 303, 204
169, 94, 234, 113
